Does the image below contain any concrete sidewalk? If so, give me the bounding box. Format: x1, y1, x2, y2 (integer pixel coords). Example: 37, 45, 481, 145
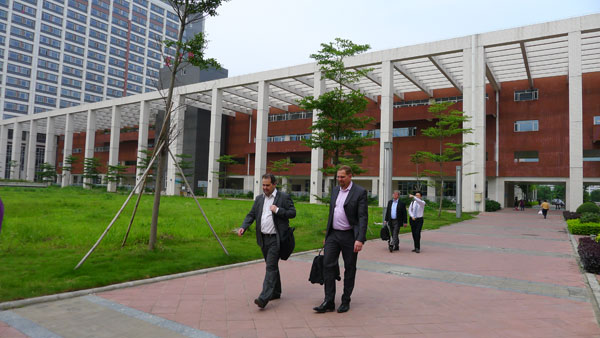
2, 209, 599, 337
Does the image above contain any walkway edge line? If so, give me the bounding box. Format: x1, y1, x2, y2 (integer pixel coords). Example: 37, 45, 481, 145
569, 232, 600, 325
0, 249, 318, 311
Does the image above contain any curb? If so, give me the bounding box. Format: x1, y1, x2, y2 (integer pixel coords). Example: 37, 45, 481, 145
568, 232, 600, 324
0, 249, 319, 311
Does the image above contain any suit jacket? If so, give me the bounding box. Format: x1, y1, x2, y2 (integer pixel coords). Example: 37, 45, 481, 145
241, 190, 296, 249
385, 199, 407, 224
326, 183, 368, 243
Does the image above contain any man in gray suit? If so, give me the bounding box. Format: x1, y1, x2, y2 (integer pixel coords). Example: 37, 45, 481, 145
314, 165, 368, 314
238, 173, 296, 309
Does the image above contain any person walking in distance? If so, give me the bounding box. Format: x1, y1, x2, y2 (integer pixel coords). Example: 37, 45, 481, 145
238, 173, 296, 309
384, 191, 407, 252
313, 165, 368, 314
408, 192, 426, 253
540, 199, 550, 219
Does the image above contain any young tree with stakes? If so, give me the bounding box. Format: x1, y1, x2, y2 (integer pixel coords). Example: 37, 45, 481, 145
297, 38, 375, 186
417, 102, 477, 217
75, 1, 230, 269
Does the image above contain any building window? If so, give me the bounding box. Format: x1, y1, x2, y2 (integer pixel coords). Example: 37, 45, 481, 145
583, 149, 600, 162
397, 181, 427, 196
514, 151, 539, 163
514, 120, 538, 132
393, 127, 417, 137
594, 116, 600, 125
514, 89, 538, 101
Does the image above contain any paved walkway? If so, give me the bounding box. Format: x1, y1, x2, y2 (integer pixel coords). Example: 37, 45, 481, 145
2, 209, 600, 337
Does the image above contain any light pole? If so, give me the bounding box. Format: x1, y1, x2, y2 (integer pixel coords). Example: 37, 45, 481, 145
456, 165, 462, 218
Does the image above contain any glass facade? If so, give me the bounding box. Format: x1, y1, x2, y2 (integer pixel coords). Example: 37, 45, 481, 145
0, 0, 185, 118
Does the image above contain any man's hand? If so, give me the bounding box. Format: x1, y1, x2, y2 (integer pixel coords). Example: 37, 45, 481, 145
270, 205, 277, 213
409, 194, 414, 198
354, 240, 363, 253
237, 228, 245, 236
411, 217, 416, 221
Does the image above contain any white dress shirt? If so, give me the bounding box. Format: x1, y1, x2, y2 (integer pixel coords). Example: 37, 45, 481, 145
260, 189, 278, 234
409, 197, 426, 218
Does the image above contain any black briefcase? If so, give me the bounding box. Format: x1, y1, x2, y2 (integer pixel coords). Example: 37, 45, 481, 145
380, 223, 391, 241
309, 249, 325, 284
309, 248, 340, 285
279, 227, 295, 260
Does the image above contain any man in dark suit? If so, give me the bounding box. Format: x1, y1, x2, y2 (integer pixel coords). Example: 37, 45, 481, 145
314, 165, 368, 314
238, 173, 296, 309
384, 190, 407, 252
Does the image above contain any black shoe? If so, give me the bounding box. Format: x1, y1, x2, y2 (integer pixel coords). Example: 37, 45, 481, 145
313, 301, 335, 313
389, 245, 394, 252
254, 298, 267, 309
393, 246, 399, 251
411, 249, 417, 252
270, 294, 280, 300
337, 303, 350, 313
415, 248, 420, 253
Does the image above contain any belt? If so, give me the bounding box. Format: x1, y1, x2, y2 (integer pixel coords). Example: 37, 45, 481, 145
333, 228, 352, 232
262, 233, 276, 237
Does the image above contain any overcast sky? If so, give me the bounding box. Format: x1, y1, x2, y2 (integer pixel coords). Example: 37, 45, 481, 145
203, 0, 600, 77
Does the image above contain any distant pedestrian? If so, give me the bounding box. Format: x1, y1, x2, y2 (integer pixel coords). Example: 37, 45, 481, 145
519, 199, 525, 211
541, 200, 550, 219
514, 197, 519, 211
384, 191, 407, 252
408, 192, 426, 253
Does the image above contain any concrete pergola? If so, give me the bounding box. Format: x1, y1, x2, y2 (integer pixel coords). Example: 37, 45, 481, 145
0, 14, 598, 211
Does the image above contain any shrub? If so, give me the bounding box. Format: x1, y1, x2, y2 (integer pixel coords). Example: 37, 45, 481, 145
563, 211, 581, 220
485, 199, 501, 212
576, 202, 600, 214
578, 237, 600, 274
567, 219, 600, 235
581, 212, 600, 224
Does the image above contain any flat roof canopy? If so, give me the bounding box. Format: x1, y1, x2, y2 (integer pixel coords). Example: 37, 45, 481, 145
4, 14, 600, 135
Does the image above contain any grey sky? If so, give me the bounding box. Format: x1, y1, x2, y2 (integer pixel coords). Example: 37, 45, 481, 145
204, 1, 600, 77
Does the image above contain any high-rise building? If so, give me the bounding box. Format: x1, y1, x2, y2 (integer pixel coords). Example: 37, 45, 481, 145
0, 0, 188, 119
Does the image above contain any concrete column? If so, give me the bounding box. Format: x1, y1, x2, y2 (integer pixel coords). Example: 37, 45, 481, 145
379, 60, 394, 206
10, 122, 22, 179
462, 35, 487, 212
135, 101, 150, 193
107, 105, 121, 192
254, 80, 269, 198
0, 125, 7, 179
427, 179, 436, 202
243, 176, 253, 192
371, 178, 379, 197
44, 117, 56, 166
281, 176, 289, 192
61, 114, 74, 187
207, 88, 223, 198
83, 109, 96, 188
310, 71, 325, 203
166, 94, 185, 195
26, 119, 38, 181
324, 177, 331, 194
567, 31, 583, 211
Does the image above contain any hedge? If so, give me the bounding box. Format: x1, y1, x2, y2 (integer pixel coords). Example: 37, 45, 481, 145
567, 219, 600, 235
578, 237, 600, 274
576, 202, 600, 214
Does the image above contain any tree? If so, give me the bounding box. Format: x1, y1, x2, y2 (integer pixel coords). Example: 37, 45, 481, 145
297, 38, 375, 180
63, 155, 78, 173
175, 153, 193, 179
269, 158, 295, 192
147, 0, 227, 250
214, 154, 237, 189
82, 157, 102, 188
410, 152, 428, 193
417, 102, 477, 217
106, 164, 127, 186
136, 149, 156, 189
36, 163, 56, 183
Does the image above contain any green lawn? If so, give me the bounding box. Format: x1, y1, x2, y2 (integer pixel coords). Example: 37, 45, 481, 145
0, 186, 474, 302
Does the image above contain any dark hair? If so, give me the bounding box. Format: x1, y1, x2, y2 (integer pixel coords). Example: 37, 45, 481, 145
262, 173, 277, 184
337, 165, 353, 175
414, 191, 422, 196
